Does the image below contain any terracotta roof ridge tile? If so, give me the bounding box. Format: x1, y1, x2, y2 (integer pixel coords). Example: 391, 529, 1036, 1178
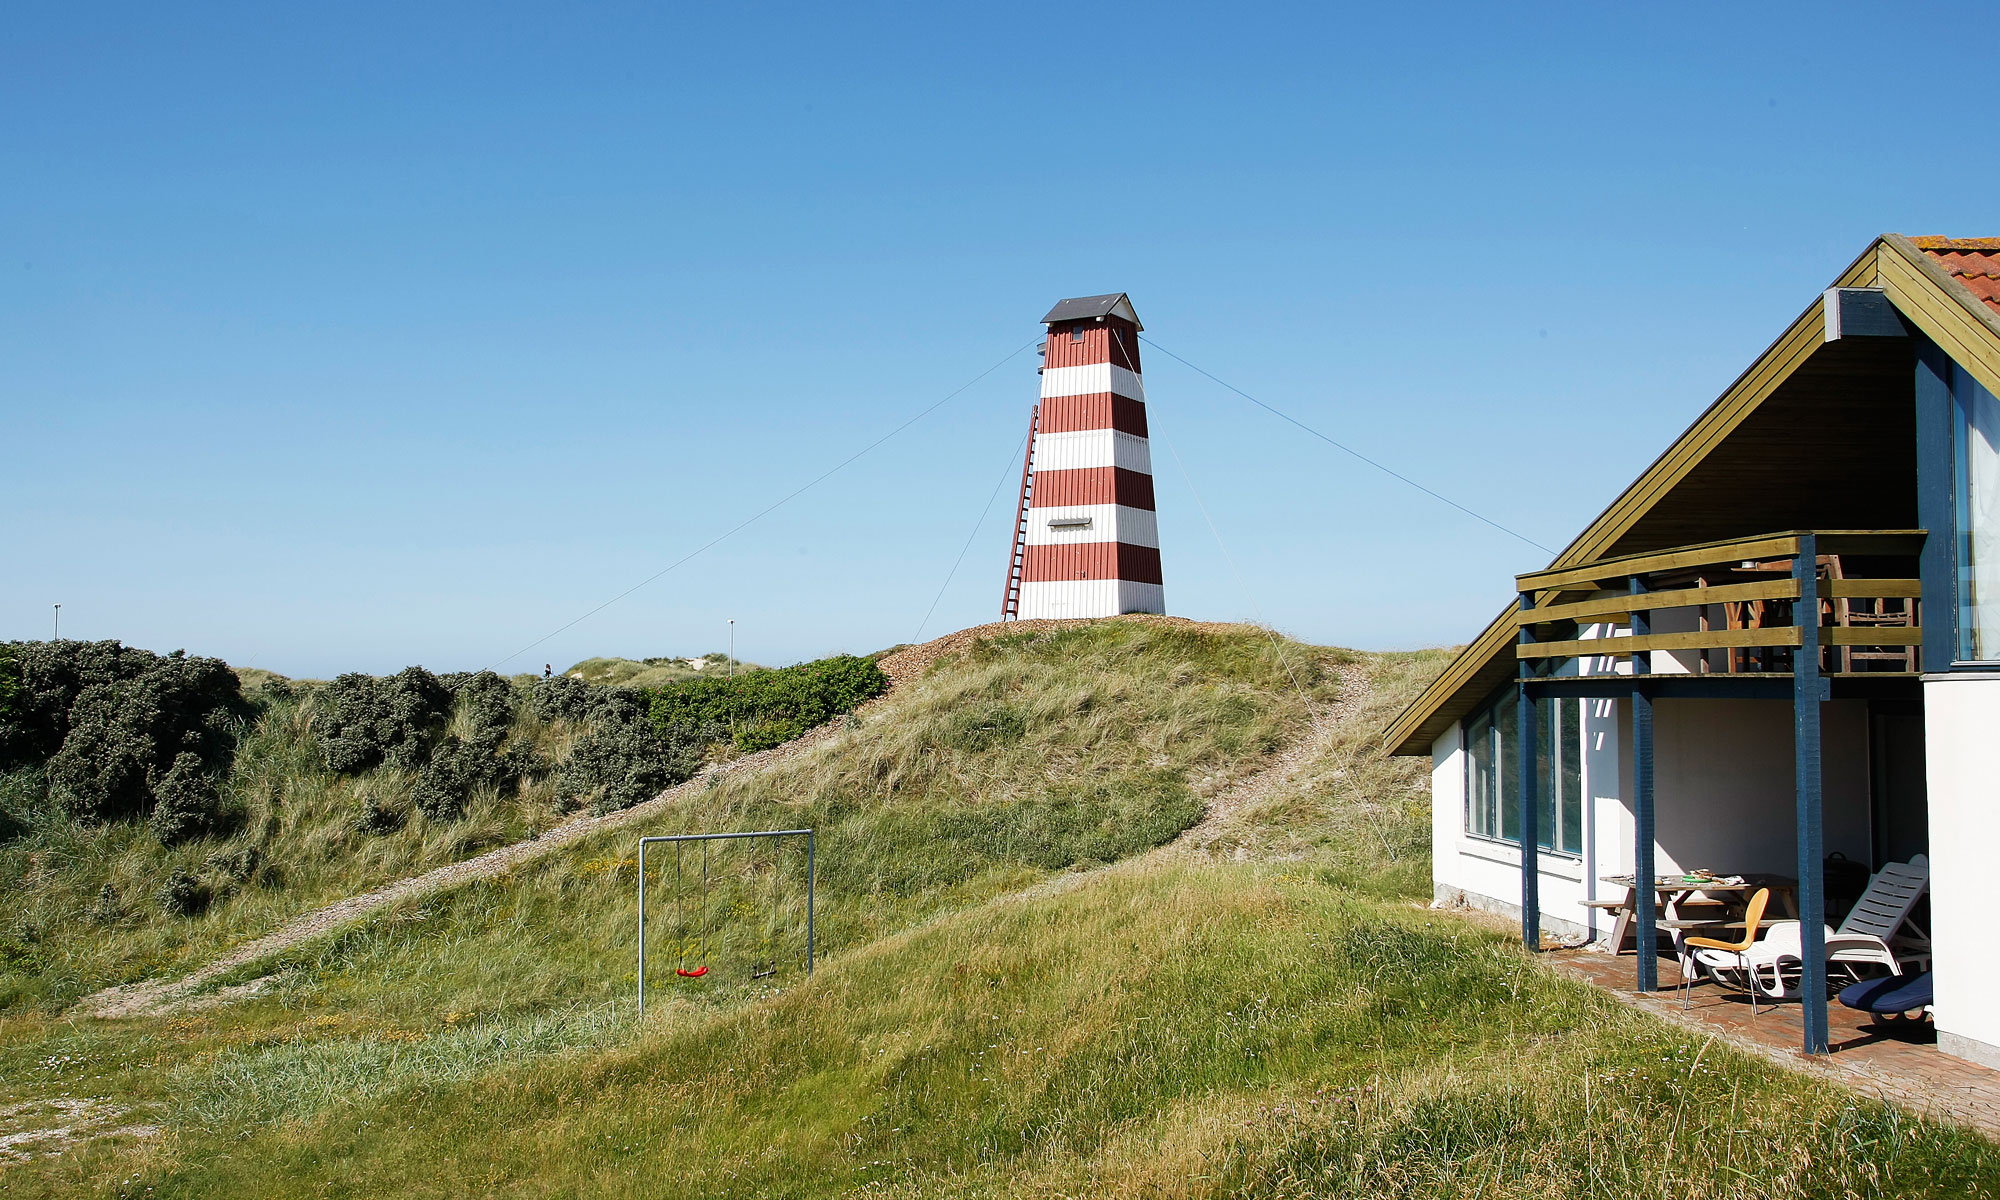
1907, 235, 2000, 251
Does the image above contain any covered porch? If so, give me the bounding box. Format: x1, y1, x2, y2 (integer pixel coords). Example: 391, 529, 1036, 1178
1511, 529, 1929, 1056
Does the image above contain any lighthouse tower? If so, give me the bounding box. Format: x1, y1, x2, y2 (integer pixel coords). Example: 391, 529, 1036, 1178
1001, 293, 1165, 620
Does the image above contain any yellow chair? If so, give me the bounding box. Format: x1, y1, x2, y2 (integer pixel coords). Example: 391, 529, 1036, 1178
1678, 887, 1772, 1013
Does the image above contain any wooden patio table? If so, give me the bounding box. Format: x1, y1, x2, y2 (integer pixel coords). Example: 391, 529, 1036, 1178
1591, 874, 1799, 955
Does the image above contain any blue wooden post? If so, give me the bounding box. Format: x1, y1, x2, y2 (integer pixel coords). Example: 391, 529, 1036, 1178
1517, 593, 1540, 951
1794, 534, 1829, 1054
1914, 338, 1956, 670
1630, 575, 1658, 992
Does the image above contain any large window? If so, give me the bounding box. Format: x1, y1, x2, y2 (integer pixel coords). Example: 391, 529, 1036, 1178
1956, 362, 2000, 662
1465, 691, 1583, 855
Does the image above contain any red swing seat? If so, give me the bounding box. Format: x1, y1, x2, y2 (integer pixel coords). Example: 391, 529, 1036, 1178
675, 965, 708, 978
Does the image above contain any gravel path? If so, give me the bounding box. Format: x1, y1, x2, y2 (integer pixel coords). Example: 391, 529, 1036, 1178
77, 614, 1313, 1020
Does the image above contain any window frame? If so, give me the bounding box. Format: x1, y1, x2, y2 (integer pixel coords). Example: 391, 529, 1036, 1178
1462, 688, 1585, 857
1952, 360, 2000, 665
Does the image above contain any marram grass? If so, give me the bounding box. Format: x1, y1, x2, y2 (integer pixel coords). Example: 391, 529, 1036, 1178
28, 861, 1994, 1199
0, 624, 1991, 1198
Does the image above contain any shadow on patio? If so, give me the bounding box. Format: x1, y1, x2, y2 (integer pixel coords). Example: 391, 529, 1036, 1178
1548, 949, 2000, 1140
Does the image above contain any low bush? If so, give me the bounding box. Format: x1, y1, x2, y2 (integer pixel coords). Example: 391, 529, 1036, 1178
529, 675, 593, 723
85, 883, 122, 925
353, 791, 403, 836
0, 641, 250, 827
444, 670, 519, 750
154, 868, 208, 917
314, 667, 453, 774
206, 844, 263, 883
0, 644, 18, 736
650, 654, 887, 752
411, 734, 537, 821
147, 751, 228, 845
558, 716, 711, 815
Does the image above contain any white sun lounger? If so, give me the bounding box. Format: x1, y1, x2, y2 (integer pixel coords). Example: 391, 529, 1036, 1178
1728, 855, 1929, 1001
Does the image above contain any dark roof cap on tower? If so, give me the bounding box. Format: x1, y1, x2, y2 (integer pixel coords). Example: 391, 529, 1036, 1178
1042, 293, 1142, 329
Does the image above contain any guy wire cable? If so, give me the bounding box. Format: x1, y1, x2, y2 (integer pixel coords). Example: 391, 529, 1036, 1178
1138, 334, 1556, 556
914, 423, 1032, 644
488, 340, 1037, 671
1162, 429, 1406, 862
1116, 326, 1402, 861
1109, 328, 1320, 736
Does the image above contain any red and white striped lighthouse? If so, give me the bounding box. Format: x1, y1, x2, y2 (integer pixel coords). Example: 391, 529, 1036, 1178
1001, 293, 1165, 620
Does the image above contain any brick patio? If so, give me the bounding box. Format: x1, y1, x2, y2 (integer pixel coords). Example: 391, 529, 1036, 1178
1547, 949, 2000, 1140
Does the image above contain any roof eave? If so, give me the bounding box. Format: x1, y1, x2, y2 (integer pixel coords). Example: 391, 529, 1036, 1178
1380, 237, 1892, 756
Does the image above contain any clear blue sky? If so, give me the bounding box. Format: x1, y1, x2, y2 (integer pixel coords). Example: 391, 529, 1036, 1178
6, 3, 1997, 677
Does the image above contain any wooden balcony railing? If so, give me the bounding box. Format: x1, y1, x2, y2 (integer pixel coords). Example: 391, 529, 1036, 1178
1512, 530, 1924, 678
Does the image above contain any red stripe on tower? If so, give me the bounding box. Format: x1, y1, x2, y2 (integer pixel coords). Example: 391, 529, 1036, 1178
1004, 293, 1165, 620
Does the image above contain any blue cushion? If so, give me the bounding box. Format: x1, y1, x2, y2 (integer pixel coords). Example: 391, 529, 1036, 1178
1837, 972, 1933, 1014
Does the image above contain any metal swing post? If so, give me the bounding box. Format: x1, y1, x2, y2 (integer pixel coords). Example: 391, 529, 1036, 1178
635, 828, 817, 1016
636, 839, 647, 1020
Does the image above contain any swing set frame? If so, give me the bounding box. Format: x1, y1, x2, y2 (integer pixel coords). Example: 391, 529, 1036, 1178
636, 828, 815, 1020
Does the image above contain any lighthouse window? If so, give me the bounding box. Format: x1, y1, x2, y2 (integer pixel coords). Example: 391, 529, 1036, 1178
1070, 325, 1086, 343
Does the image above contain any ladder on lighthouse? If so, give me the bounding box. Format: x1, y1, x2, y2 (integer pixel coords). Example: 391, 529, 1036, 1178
1000, 404, 1039, 620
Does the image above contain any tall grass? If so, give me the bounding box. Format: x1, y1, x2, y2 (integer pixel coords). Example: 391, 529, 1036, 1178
82, 862, 1998, 1199
0, 692, 581, 1010
2, 624, 1991, 1198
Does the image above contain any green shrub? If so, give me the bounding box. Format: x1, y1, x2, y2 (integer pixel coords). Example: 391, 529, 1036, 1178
44, 692, 153, 821
0, 642, 250, 825
444, 670, 519, 750
85, 883, 122, 925
315, 667, 452, 774
529, 675, 592, 723
205, 844, 263, 883
558, 716, 710, 815
0, 644, 18, 738
354, 791, 402, 835
2, 642, 245, 776
147, 751, 227, 845
650, 654, 887, 752
155, 868, 208, 917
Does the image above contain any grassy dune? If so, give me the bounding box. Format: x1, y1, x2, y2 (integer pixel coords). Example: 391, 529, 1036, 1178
0, 695, 585, 1010
1, 624, 1993, 1197
23, 862, 1994, 1198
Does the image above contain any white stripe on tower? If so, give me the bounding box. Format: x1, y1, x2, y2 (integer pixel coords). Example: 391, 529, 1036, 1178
1029, 429, 1154, 474
1037, 363, 1148, 401
1016, 293, 1164, 620
1022, 504, 1160, 549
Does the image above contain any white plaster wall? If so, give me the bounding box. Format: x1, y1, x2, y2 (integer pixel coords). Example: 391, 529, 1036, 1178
1638, 699, 1871, 877
1584, 696, 1624, 903
1430, 691, 1869, 945
1924, 673, 2000, 1068
1430, 723, 1464, 901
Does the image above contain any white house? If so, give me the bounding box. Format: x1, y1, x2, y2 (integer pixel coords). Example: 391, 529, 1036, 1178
1385, 234, 2000, 1068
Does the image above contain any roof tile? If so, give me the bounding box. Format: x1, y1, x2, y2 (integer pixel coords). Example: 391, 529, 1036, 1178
1909, 236, 2000, 316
